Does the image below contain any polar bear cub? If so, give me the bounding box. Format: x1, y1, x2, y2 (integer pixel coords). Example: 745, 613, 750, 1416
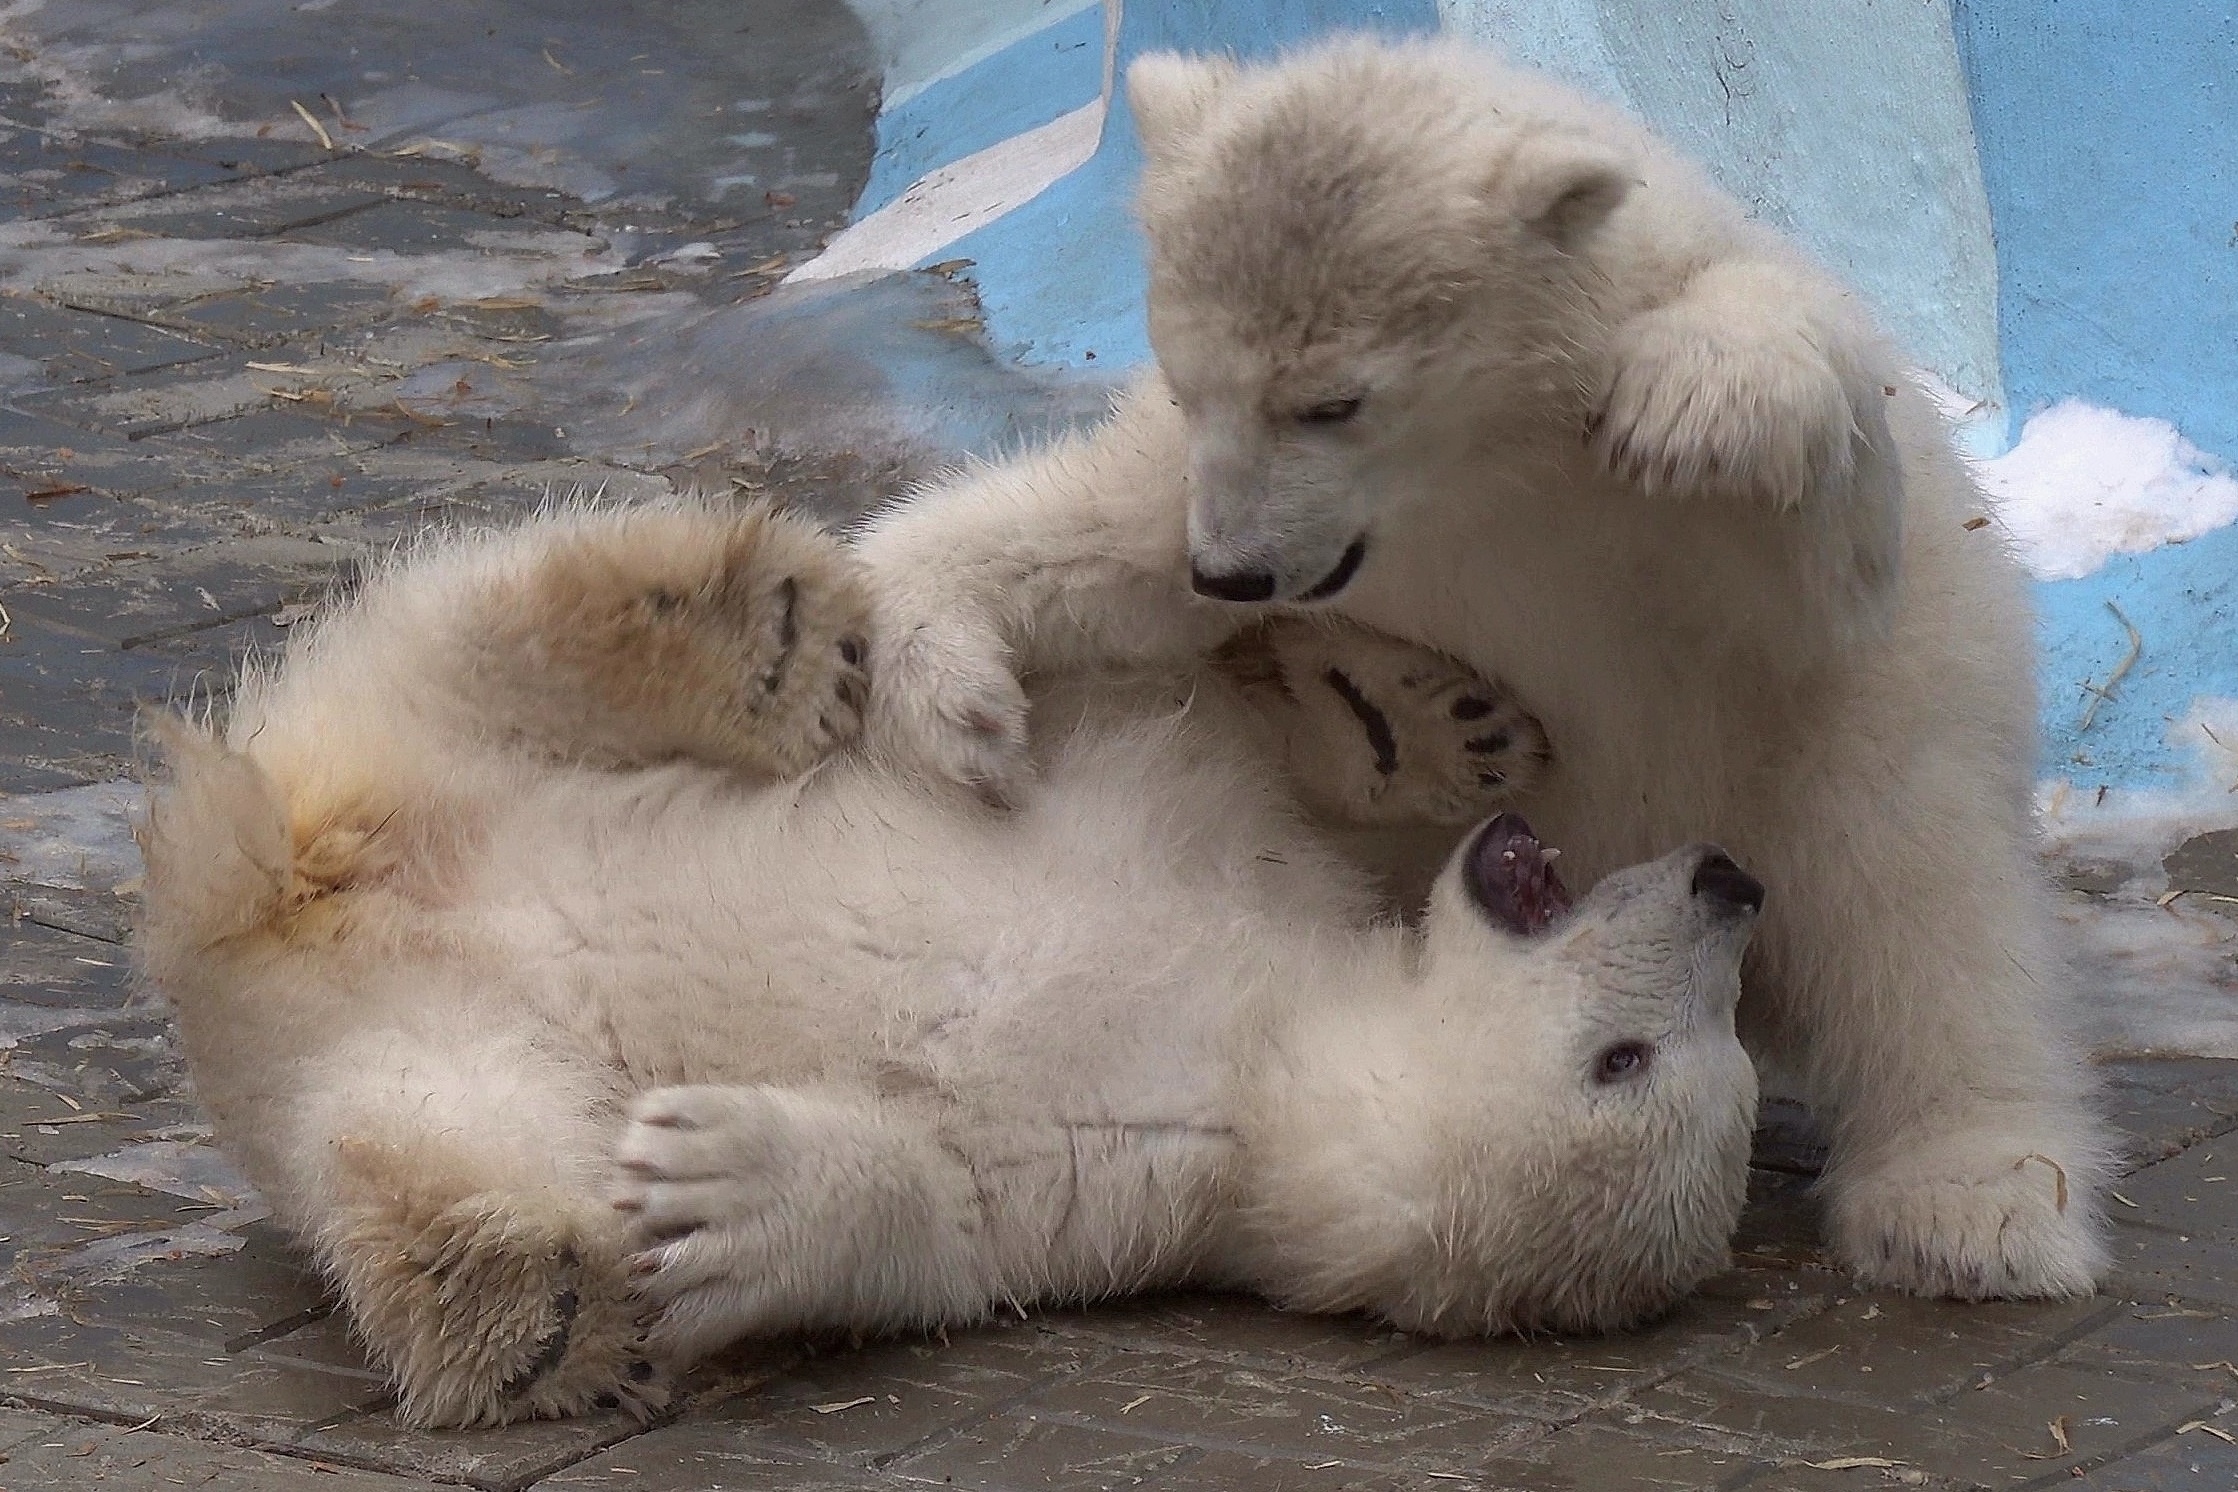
139, 501, 1762, 1428
857, 35, 2113, 1301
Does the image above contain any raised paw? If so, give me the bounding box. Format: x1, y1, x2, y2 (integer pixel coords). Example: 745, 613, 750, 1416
484, 502, 872, 777
1251, 620, 1550, 827
863, 611, 1031, 808
1591, 301, 1862, 508
1826, 1126, 2111, 1301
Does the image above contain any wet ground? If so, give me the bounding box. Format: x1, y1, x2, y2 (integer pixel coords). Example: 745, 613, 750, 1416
0, 3, 2235, 1489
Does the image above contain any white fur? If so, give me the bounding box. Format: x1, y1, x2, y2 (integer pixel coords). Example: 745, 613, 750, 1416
138, 501, 1758, 1426
856, 35, 2114, 1300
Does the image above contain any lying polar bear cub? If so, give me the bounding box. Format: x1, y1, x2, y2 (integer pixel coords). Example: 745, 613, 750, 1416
139, 502, 1763, 1429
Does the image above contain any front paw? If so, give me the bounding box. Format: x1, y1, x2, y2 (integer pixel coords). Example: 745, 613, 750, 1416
865, 612, 1032, 808
1261, 623, 1550, 828
1827, 1127, 2111, 1301
611, 1086, 829, 1357
1591, 304, 1859, 508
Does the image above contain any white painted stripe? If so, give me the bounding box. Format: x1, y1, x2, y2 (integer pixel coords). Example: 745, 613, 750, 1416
785, 97, 1106, 284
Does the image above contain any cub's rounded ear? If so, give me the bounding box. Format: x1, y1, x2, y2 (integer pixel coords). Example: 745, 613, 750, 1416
1492, 134, 1636, 250
1127, 51, 1241, 160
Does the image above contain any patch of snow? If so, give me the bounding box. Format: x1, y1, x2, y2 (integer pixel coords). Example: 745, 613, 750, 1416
2040, 697, 2238, 1059
1974, 400, 2238, 582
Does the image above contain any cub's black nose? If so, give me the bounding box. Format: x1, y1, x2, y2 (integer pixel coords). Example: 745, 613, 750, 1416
1189, 564, 1278, 603
1691, 850, 1765, 915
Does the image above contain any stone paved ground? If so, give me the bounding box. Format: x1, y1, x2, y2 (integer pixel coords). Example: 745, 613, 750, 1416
0, 6, 2235, 1490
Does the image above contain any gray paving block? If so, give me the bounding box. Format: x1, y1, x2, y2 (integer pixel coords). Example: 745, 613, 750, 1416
283, 198, 579, 254
1367, 1268, 1832, 1422
1476, 1417, 1770, 1492
2069, 1414, 2238, 1491
532, 1430, 886, 1490
0, 1312, 385, 1450
1020, 1350, 1540, 1477
0, 294, 223, 382
895, 1410, 1198, 1491
288, 1402, 651, 1490
1637, 1358, 2219, 1490
0, 1423, 436, 1489
696, 1323, 1107, 1467
148, 279, 400, 346
1705, 1291, 2119, 1407
92, 176, 389, 240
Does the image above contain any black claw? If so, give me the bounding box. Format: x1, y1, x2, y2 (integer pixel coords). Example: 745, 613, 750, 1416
501, 1286, 581, 1398
837, 635, 865, 667
1450, 696, 1495, 721
594, 1393, 622, 1411
627, 1358, 657, 1383
1478, 771, 1506, 788
1465, 731, 1513, 756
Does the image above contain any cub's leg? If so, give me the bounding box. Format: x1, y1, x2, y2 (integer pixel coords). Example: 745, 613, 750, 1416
448, 502, 871, 776
1220, 619, 1550, 827
612, 1086, 1227, 1356
286, 1028, 658, 1428
609, 1085, 993, 1357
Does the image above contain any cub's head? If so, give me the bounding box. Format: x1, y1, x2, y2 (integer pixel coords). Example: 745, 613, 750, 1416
1407, 815, 1762, 1336
1127, 38, 1637, 603
1259, 814, 1761, 1339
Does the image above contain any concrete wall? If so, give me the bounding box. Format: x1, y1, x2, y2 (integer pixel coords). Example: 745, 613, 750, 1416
816, 0, 2238, 799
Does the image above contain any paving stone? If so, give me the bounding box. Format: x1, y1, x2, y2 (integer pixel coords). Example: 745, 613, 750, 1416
1706, 1290, 2120, 1406
534, 1429, 887, 1489
1476, 1416, 1771, 1492
1152, 1448, 1502, 1491
1367, 1267, 1833, 1422
147, 279, 400, 346
89, 176, 389, 240
0, 1312, 380, 1443
0, 1422, 437, 1490
0, 426, 188, 506
1638, 1358, 2221, 1489
694, 1321, 1105, 1467
1020, 1350, 1539, 1476
2059, 1300, 2238, 1386
1045, 1291, 1416, 1377
0, 293, 224, 383
289, 1402, 650, 1491
2101, 1057, 2238, 1166
0, 916, 134, 1009
894, 1408, 1198, 1491
2068, 1414, 2238, 1491
5, 882, 132, 945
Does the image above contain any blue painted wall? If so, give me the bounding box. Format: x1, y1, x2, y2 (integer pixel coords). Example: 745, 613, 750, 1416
1951, 0, 2238, 788
1952, 0, 2238, 462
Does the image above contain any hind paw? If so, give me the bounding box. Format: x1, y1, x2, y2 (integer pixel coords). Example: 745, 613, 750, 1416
486, 503, 872, 778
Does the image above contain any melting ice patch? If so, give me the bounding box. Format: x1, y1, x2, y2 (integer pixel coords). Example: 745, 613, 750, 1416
2040, 696, 2238, 1059
1975, 400, 2238, 582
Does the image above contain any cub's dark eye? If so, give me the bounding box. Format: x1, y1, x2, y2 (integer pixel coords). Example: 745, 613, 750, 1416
1593, 1041, 1653, 1085
1296, 396, 1363, 425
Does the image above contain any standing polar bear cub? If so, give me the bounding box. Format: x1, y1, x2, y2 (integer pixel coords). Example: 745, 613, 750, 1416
139, 502, 1765, 1428
860, 36, 2112, 1299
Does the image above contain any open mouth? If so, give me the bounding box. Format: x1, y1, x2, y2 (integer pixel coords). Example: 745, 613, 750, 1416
1295, 536, 1368, 602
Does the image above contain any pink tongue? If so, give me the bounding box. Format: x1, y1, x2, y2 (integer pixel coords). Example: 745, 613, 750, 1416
1462, 813, 1573, 935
